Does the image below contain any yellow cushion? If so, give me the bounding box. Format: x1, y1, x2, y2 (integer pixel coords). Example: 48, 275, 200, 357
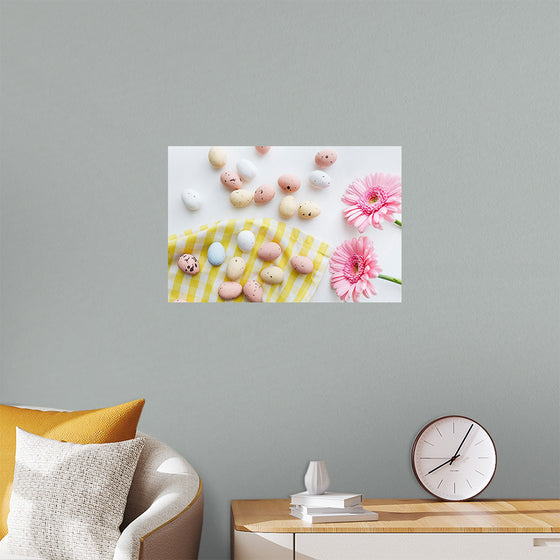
0, 398, 145, 538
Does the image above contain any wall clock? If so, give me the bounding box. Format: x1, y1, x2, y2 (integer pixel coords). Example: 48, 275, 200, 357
411, 415, 497, 501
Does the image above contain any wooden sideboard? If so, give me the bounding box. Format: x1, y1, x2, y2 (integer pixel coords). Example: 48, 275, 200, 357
231, 499, 560, 559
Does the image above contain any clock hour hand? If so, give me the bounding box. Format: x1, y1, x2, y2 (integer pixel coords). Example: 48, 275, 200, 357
449, 424, 473, 464
426, 455, 460, 475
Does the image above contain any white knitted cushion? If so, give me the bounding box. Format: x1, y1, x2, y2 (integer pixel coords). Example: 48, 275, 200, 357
3, 428, 144, 560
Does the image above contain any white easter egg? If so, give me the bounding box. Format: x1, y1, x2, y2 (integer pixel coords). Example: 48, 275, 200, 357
309, 170, 332, 190
181, 189, 201, 211
236, 159, 258, 181
237, 230, 256, 253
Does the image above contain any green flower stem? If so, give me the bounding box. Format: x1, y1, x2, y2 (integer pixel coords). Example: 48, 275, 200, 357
378, 274, 402, 285
394, 219, 402, 227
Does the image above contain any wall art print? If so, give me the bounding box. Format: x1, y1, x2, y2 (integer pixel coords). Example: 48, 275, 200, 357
168, 146, 401, 303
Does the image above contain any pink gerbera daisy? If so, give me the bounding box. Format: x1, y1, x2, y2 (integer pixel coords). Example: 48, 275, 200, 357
342, 172, 402, 232
330, 237, 382, 302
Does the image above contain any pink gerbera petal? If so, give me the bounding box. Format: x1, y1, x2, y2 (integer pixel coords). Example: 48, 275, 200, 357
329, 237, 381, 302
341, 172, 402, 232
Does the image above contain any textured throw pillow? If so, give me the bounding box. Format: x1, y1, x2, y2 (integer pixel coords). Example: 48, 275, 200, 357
3, 428, 145, 560
0, 398, 145, 538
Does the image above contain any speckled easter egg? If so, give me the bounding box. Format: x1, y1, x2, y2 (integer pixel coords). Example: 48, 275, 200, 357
243, 279, 263, 302
237, 159, 258, 181
291, 255, 314, 274
257, 242, 282, 262
255, 146, 271, 155
237, 230, 256, 252
278, 195, 297, 218
208, 146, 227, 169
230, 189, 253, 208
173, 298, 187, 302
207, 242, 226, 266
254, 184, 276, 204
218, 281, 243, 300
181, 189, 201, 211
177, 254, 200, 275
277, 174, 301, 193
298, 201, 321, 219
220, 170, 244, 190
315, 149, 337, 168
226, 257, 246, 281
260, 266, 284, 285
309, 170, 332, 190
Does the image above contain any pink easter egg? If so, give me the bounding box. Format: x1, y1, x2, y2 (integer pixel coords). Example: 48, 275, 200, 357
315, 149, 337, 168
177, 254, 200, 275
220, 170, 244, 191
290, 255, 314, 275
255, 146, 271, 154
254, 184, 276, 204
277, 174, 301, 193
257, 242, 282, 262
218, 281, 243, 300
243, 279, 263, 302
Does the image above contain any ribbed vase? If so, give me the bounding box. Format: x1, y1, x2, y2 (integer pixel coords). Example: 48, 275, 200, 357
304, 460, 330, 495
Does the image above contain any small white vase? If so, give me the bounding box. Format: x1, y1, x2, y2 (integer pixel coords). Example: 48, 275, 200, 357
304, 460, 330, 495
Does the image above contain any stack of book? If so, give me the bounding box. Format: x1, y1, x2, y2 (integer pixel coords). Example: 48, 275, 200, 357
289, 491, 378, 524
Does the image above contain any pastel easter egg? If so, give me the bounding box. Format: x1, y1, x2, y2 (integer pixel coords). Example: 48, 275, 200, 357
277, 174, 301, 193
291, 255, 313, 275
243, 279, 263, 302
230, 189, 253, 208
208, 146, 227, 169
181, 189, 201, 211
237, 159, 258, 181
278, 195, 297, 218
226, 256, 246, 281
298, 201, 321, 219
315, 149, 337, 168
254, 184, 276, 204
309, 170, 332, 190
257, 242, 282, 262
255, 146, 271, 154
207, 242, 226, 266
237, 230, 256, 253
218, 281, 243, 300
260, 266, 284, 285
177, 254, 200, 276
220, 170, 244, 190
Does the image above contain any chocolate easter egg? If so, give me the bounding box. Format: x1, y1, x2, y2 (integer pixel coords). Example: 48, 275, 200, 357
278, 174, 301, 193
243, 279, 263, 302
218, 281, 243, 300
315, 149, 337, 168
220, 170, 244, 190
291, 255, 314, 274
177, 254, 200, 275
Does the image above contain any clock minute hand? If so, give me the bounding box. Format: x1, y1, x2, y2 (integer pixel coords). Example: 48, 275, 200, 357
426, 455, 460, 475
450, 423, 473, 464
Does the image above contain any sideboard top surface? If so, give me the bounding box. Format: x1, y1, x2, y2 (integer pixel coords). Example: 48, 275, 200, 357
231, 499, 560, 534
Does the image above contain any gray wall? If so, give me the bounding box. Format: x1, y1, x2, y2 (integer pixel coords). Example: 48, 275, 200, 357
1, 1, 558, 559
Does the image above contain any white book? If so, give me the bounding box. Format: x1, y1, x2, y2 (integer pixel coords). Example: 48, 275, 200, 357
290, 506, 378, 524
292, 504, 365, 514
290, 491, 363, 508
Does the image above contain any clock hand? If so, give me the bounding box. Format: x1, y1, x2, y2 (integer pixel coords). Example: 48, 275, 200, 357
426, 455, 460, 475
449, 424, 473, 464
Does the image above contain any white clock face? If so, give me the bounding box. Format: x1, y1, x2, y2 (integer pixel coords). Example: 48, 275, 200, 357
412, 416, 497, 501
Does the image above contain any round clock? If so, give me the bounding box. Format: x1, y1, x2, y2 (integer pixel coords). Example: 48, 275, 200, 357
411, 416, 497, 501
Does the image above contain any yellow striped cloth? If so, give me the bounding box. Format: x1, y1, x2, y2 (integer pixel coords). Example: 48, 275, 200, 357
168, 218, 333, 302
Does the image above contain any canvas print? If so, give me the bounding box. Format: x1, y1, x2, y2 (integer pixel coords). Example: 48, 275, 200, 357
168, 146, 402, 302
